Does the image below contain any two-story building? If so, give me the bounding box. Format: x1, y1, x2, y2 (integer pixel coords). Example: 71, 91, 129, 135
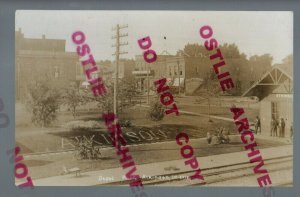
133, 53, 185, 93
16, 28, 79, 101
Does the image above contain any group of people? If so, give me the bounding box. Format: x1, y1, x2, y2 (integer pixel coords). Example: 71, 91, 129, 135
270, 117, 288, 137
254, 116, 293, 138
207, 127, 230, 145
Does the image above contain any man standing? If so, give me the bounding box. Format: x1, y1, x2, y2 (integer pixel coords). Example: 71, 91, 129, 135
271, 117, 277, 137
290, 122, 293, 140
206, 132, 212, 144
279, 118, 286, 137
278, 118, 282, 137
255, 116, 261, 134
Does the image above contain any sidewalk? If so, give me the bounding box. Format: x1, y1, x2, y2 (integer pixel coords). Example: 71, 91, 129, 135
30, 144, 292, 186
255, 134, 293, 144
139, 104, 235, 122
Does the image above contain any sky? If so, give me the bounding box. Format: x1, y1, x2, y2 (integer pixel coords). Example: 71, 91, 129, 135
15, 11, 293, 64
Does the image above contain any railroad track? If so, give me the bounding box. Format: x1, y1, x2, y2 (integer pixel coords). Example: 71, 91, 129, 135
97, 155, 292, 186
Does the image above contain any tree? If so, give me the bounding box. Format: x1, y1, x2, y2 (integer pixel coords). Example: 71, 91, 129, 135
248, 54, 273, 87
93, 84, 114, 113
62, 84, 86, 118
219, 43, 241, 59
282, 54, 292, 64
92, 78, 140, 114
26, 81, 60, 127
118, 78, 140, 112
202, 70, 220, 122
178, 43, 208, 57
148, 100, 165, 121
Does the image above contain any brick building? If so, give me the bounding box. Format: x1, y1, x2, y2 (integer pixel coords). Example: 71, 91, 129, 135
133, 53, 185, 93
16, 29, 79, 100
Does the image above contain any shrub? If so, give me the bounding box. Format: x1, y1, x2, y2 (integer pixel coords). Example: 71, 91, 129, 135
26, 82, 60, 127
148, 101, 165, 121
119, 119, 132, 127
64, 120, 101, 131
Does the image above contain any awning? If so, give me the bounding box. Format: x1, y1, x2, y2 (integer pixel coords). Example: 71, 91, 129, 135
132, 70, 154, 76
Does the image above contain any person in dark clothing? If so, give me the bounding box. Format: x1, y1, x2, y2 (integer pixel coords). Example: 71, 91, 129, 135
271, 117, 277, 137
279, 118, 286, 137
255, 116, 261, 134
220, 127, 230, 144
290, 122, 293, 140
206, 132, 212, 144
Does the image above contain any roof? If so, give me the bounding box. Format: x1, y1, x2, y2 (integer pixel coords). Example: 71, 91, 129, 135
242, 65, 293, 100
16, 30, 66, 52
274, 63, 293, 79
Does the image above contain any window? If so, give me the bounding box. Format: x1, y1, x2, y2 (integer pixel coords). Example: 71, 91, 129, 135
271, 102, 279, 120
54, 66, 59, 78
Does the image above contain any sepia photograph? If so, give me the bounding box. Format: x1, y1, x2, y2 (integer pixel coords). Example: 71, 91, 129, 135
15, 10, 293, 187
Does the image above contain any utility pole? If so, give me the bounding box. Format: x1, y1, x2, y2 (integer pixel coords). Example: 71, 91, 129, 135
111, 24, 128, 116
147, 63, 150, 104
16, 58, 20, 100
177, 59, 180, 95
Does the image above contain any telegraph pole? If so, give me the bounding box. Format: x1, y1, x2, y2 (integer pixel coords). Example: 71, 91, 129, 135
177, 59, 180, 95
112, 24, 128, 116
147, 63, 150, 104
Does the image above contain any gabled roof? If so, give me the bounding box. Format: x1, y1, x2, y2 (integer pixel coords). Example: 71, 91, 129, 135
242, 65, 293, 100
275, 63, 293, 79
160, 50, 172, 56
